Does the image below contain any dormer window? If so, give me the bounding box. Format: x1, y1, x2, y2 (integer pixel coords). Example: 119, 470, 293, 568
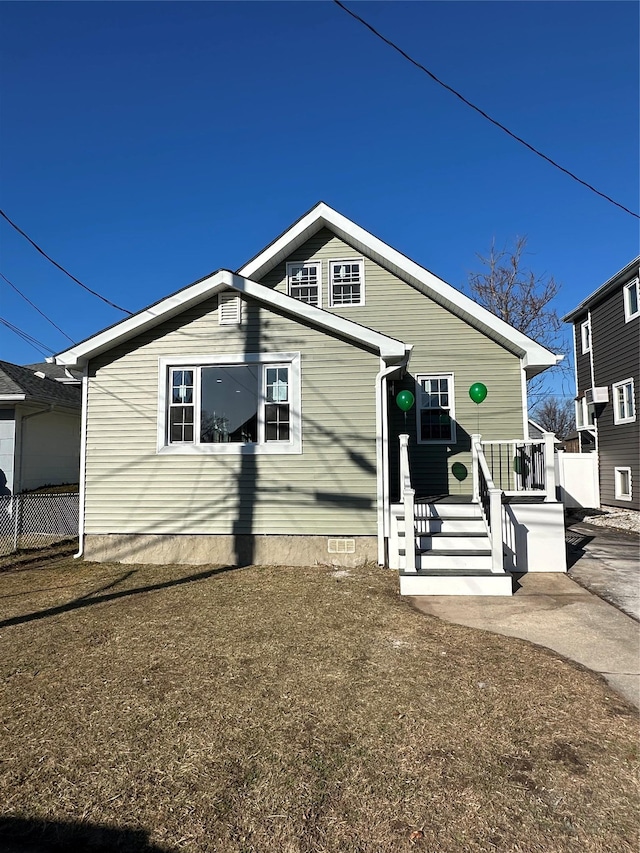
329, 259, 364, 307
286, 262, 321, 306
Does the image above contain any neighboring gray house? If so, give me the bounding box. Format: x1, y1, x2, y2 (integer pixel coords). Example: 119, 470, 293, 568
564, 258, 639, 511
55, 203, 566, 594
0, 361, 81, 494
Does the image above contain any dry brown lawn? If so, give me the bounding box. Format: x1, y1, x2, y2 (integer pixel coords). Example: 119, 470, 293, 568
0, 548, 638, 852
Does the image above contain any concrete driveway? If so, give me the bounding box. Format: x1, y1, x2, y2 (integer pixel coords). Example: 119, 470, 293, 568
565, 519, 639, 621
409, 566, 640, 711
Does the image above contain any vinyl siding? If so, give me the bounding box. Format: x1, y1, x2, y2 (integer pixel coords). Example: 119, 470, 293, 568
590, 283, 639, 509
261, 229, 525, 497
85, 296, 380, 536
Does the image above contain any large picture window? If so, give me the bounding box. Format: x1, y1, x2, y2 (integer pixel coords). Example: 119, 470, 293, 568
159, 353, 301, 454
416, 374, 456, 443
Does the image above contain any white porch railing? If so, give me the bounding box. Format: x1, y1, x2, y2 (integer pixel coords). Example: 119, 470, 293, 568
480, 432, 557, 501
471, 435, 504, 574
389, 434, 415, 572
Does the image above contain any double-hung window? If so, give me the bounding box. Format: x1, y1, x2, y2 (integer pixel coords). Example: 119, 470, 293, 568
624, 278, 639, 322
580, 319, 591, 354
416, 374, 456, 443
612, 378, 635, 424
159, 353, 301, 454
575, 396, 596, 431
286, 262, 321, 307
329, 259, 364, 307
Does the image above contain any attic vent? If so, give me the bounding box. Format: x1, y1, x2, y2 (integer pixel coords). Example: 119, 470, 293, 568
219, 292, 241, 325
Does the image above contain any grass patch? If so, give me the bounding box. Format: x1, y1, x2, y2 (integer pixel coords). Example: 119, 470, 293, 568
0, 556, 638, 852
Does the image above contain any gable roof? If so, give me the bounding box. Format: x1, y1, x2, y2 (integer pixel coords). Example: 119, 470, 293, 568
239, 202, 560, 377
563, 256, 640, 322
0, 361, 81, 408
53, 203, 559, 375
54, 270, 410, 368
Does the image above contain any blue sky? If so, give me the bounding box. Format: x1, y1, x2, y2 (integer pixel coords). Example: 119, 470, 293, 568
1, 1, 638, 401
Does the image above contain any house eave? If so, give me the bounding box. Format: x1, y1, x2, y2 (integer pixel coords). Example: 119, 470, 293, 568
54, 269, 409, 369
563, 256, 640, 322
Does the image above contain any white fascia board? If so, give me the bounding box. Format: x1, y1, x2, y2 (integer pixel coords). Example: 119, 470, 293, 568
54, 268, 408, 368
0, 394, 26, 402
239, 202, 559, 374
55, 270, 234, 368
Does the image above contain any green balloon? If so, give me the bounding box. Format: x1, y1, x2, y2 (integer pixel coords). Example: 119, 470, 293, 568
396, 390, 415, 412
469, 382, 488, 405
451, 462, 468, 482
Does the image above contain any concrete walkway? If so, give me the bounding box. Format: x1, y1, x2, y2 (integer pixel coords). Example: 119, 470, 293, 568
409, 571, 640, 710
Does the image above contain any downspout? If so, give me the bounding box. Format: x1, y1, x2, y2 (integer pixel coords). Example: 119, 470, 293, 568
16, 405, 54, 493
74, 365, 88, 559
375, 350, 411, 567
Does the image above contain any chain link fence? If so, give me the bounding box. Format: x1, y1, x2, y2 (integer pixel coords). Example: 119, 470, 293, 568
0, 493, 79, 556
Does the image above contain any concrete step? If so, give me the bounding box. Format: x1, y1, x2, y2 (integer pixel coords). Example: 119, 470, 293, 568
418, 532, 490, 551
399, 570, 513, 596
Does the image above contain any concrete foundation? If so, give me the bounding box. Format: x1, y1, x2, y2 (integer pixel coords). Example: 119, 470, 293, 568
83, 533, 378, 568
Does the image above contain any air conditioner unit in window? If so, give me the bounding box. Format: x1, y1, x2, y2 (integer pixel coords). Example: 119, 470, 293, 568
585, 387, 609, 404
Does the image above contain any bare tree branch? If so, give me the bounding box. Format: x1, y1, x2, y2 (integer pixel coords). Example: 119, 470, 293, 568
468, 236, 570, 403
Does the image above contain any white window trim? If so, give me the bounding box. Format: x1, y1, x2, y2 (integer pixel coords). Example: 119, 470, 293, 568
612, 378, 636, 425
416, 373, 457, 445
624, 278, 639, 322
614, 467, 632, 501
157, 352, 302, 455
580, 319, 591, 354
575, 397, 597, 431
286, 261, 322, 308
329, 258, 365, 308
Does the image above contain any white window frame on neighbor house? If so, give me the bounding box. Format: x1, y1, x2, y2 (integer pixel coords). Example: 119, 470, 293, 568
416, 373, 456, 444
329, 258, 365, 307
580, 319, 591, 354
612, 378, 636, 425
623, 278, 639, 322
286, 261, 322, 307
157, 352, 302, 455
575, 396, 597, 431
614, 467, 632, 501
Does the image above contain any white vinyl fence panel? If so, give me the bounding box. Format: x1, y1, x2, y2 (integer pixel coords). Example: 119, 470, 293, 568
555, 452, 600, 509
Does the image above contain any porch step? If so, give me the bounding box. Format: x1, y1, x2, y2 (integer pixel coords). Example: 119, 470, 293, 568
418, 532, 489, 551
416, 517, 486, 535
415, 502, 482, 520
417, 550, 492, 571
399, 570, 513, 596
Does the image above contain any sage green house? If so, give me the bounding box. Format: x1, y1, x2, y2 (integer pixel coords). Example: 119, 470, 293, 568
55, 203, 566, 594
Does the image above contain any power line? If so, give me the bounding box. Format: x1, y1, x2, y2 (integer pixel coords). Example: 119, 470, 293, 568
0, 316, 55, 357
332, 0, 640, 220
0, 272, 75, 343
0, 209, 134, 314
